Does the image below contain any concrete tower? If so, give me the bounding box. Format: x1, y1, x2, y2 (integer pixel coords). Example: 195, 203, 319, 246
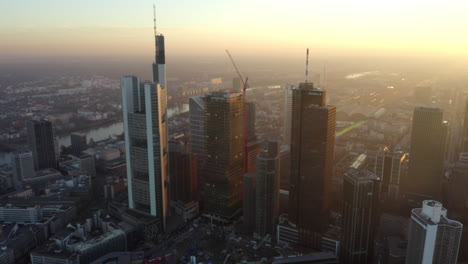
406, 200, 462, 264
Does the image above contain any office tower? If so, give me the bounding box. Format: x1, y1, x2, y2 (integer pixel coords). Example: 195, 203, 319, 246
189, 96, 206, 157
406, 200, 462, 264
282, 84, 293, 145
246, 102, 256, 141
462, 100, 468, 153
203, 91, 244, 219
70, 133, 87, 156
341, 169, 381, 264
121, 76, 168, 230
12, 150, 35, 185
289, 82, 336, 246
279, 146, 290, 215
27, 120, 57, 170
448, 152, 468, 212
243, 173, 256, 233
370, 151, 407, 200
247, 141, 261, 173
245, 101, 260, 173
403, 107, 447, 201
255, 139, 280, 237
168, 140, 197, 203
189, 95, 207, 209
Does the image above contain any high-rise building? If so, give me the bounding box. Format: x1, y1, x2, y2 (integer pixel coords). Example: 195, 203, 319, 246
289, 82, 336, 246
70, 133, 87, 156
462, 100, 468, 153
282, 84, 293, 145
341, 169, 381, 264
369, 151, 407, 200
406, 200, 462, 264
448, 152, 468, 212
189, 95, 207, 209
203, 91, 244, 220
246, 102, 256, 141
27, 120, 57, 170
245, 101, 260, 174
403, 107, 447, 201
279, 146, 291, 215
12, 150, 35, 184
255, 139, 280, 237
243, 173, 256, 233
168, 140, 197, 204
121, 76, 168, 230
189, 96, 206, 157
246, 141, 261, 173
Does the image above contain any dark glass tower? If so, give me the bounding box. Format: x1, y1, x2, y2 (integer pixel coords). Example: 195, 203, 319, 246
152, 35, 166, 88
27, 120, 57, 170
203, 91, 244, 220
341, 169, 381, 264
70, 133, 87, 156
403, 107, 447, 201
289, 82, 336, 246
255, 139, 280, 237
463, 100, 468, 153
168, 140, 197, 204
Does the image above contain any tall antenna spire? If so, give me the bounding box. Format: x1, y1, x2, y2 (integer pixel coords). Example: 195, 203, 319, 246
305, 48, 309, 83
153, 3, 157, 64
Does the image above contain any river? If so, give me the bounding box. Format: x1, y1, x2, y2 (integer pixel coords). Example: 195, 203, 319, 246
0, 104, 188, 165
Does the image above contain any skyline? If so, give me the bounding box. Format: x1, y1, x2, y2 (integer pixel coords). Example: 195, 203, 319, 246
2, 0, 468, 60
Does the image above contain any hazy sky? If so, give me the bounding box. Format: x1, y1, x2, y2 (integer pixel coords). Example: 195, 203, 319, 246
1, 0, 468, 60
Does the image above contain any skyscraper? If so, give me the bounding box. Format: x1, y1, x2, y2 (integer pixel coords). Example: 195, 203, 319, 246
462, 100, 468, 153
369, 151, 407, 200
245, 101, 261, 174
282, 84, 293, 145
121, 76, 168, 230
341, 169, 381, 264
203, 91, 244, 220
289, 82, 336, 246
447, 152, 468, 212
406, 200, 462, 264
12, 150, 35, 186
168, 140, 197, 204
403, 107, 447, 201
189, 96, 206, 158
189, 95, 207, 209
243, 173, 256, 233
246, 101, 256, 141
27, 120, 57, 170
255, 139, 280, 237
70, 133, 87, 156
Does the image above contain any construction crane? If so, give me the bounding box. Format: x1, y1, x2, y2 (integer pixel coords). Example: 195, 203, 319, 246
225, 50, 249, 173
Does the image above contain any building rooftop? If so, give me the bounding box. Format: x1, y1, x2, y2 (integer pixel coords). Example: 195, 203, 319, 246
272, 252, 338, 264
412, 200, 463, 228
344, 169, 379, 182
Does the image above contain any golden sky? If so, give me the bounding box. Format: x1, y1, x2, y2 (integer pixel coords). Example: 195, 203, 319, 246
1, 0, 468, 59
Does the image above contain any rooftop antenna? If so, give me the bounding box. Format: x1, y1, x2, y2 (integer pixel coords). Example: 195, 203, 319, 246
305, 48, 309, 83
